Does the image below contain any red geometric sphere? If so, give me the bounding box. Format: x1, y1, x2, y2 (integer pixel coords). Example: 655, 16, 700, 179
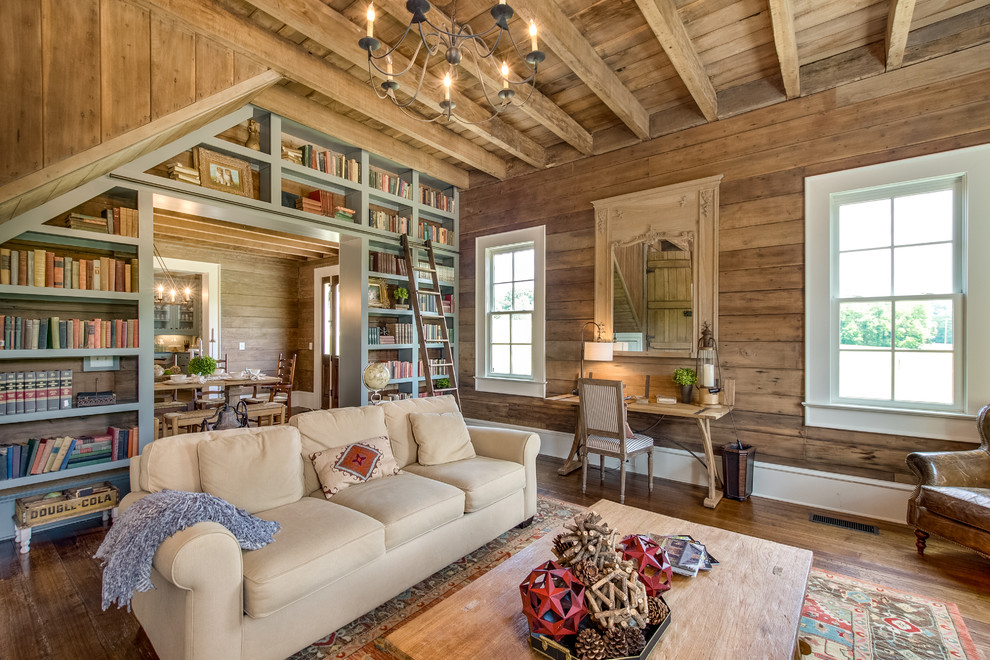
618, 534, 673, 595
519, 560, 589, 639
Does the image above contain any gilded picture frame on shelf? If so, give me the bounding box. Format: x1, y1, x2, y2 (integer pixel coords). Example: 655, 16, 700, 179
194, 147, 255, 199
368, 278, 388, 308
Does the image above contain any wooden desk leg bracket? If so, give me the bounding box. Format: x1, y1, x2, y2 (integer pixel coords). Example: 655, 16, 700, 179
697, 418, 724, 509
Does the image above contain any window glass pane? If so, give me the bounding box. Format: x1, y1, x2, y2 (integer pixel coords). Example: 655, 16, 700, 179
491, 283, 514, 311
491, 251, 514, 284
511, 345, 533, 376
839, 351, 891, 400
514, 280, 534, 311
895, 352, 953, 404
490, 344, 510, 374
511, 313, 532, 343
838, 199, 890, 251
894, 190, 953, 245
893, 244, 953, 295
839, 250, 890, 298
514, 248, 535, 281
490, 314, 510, 343
894, 300, 953, 350
840, 302, 891, 348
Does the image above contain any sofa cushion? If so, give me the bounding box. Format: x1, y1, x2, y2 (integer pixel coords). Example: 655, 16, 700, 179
918, 486, 990, 532
404, 457, 526, 513
197, 426, 304, 514
310, 435, 402, 499
329, 472, 464, 550
379, 395, 460, 468
289, 406, 390, 494
409, 411, 476, 465
243, 498, 385, 618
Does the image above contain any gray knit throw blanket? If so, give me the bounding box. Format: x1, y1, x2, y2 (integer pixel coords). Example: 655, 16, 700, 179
95, 489, 281, 611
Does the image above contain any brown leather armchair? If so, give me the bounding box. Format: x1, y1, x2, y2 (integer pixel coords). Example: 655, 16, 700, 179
906, 404, 990, 558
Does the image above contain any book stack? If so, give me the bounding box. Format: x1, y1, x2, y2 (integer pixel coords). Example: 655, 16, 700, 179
0, 369, 73, 415
66, 213, 110, 234
441, 294, 454, 314
0, 247, 139, 292
0, 315, 139, 351
0, 425, 139, 480
652, 534, 718, 577
334, 206, 355, 221
281, 145, 303, 165
295, 196, 323, 214
167, 162, 201, 186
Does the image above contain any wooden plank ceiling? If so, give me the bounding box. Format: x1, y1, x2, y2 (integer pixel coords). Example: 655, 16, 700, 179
147, 0, 988, 184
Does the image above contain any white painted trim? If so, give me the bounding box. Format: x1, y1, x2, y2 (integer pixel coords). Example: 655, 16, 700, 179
158, 257, 220, 359
310, 265, 339, 409
466, 418, 913, 524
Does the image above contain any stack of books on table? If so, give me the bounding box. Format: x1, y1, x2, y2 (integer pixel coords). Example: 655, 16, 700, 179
167, 162, 200, 185
651, 534, 719, 577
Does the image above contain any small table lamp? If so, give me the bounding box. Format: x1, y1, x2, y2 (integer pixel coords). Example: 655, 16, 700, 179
579, 321, 613, 381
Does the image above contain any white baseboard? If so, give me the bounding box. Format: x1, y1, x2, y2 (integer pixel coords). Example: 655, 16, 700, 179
294, 390, 318, 410
465, 418, 913, 524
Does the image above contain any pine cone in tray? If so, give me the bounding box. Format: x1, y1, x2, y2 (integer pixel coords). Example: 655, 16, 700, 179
624, 626, 647, 655
602, 627, 628, 658
574, 559, 600, 586
647, 595, 670, 626
552, 533, 572, 560
575, 627, 606, 660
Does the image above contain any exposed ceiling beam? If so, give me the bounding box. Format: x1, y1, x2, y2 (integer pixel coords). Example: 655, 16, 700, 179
154, 211, 338, 259
633, 0, 718, 122
886, 0, 918, 70
142, 0, 508, 179
767, 0, 801, 98
255, 86, 470, 190
512, 0, 651, 140
373, 0, 593, 156
242, 0, 547, 169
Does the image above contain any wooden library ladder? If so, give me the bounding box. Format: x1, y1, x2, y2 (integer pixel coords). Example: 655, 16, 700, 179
400, 235, 459, 408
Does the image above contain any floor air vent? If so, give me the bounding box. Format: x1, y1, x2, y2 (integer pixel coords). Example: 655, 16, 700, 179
809, 514, 879, 535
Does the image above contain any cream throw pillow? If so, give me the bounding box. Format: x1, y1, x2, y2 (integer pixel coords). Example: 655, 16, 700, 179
310, 435, 402, 499
408, 411, 476, 465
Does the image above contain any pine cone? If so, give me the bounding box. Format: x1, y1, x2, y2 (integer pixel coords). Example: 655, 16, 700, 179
647, 596, 669, 626
575, 628, 606, 660
603, 627, 628, 658
552, 533, 572, 561
625, 627, 646, 655
574, 560, 600, 586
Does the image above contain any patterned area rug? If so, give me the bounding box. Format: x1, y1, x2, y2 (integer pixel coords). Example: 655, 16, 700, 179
801, 569, 979, 659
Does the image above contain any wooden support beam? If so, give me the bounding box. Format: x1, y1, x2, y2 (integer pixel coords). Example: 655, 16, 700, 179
633, 0, 718, 122
767, 0, 800, 98
242, 0, 547, 168
886, 0, 918, 70
254, 86, 470, 190
512, 0, 651, 140
154, 212, 336, 259
373, 0, 593, 156
0, 70, 281, 226
144, 0, 508, 179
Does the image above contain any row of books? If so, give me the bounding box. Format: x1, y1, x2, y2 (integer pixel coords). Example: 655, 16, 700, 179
0, 370, 73, 415
421, 323, 450, 341
0, 248, 139, 292
296, 190, 355, 221
1, 316, 139, 351
368, 209, 411, 235
286, 143, 361, 183
368, 252, 454, 284
369, 322, 414, 345
0, 426, 139, 480
420, 185, 455, 213
369, 167, 413, 200
62, 206, 139, 237
418, 221, 453, 246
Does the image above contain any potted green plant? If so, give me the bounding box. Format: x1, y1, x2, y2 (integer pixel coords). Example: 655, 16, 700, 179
673, 368, 697, 404
393, 286, 410, 310
188, 355, 217, 377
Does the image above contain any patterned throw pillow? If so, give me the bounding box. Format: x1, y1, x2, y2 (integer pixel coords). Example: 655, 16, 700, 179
310, 435, 401, 499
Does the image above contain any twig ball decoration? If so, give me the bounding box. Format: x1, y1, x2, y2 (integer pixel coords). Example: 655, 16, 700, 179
618, 534, 673, 595
519, 560, 589, 640
551, 511, 619, 569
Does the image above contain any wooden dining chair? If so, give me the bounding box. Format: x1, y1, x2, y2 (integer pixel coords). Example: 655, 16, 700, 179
194, 354, 228, 409
244, 353, 297, 418
578, 378, 655, 504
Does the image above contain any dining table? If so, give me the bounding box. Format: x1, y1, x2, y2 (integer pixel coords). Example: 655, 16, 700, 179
154, 373, 282, 428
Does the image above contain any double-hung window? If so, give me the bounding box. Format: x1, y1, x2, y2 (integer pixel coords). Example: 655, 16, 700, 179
475, 226, 546, 397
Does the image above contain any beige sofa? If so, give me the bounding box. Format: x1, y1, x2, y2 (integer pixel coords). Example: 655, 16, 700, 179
120, 396, 539, 660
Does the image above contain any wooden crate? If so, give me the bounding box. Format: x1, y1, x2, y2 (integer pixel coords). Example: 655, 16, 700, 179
14, 482, 119, 527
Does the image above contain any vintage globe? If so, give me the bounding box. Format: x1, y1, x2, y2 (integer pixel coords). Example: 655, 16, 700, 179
363, 362, 391, 391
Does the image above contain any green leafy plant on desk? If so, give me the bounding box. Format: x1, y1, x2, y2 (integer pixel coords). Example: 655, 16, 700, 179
188, 355, 217, 377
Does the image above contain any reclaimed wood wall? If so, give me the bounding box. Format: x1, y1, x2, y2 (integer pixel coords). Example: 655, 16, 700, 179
0, 0, 267, 187
458, 50, 990, 484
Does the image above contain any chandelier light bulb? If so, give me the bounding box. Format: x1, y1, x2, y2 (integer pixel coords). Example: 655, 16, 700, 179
529, 20, 538, 52
366, 4, 375, 38
443, 72, 452, 101
501, 60, 510, 89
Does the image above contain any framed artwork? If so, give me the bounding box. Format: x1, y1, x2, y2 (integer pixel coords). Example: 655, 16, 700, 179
194, 147, 255, 199
368, 278, 388, 308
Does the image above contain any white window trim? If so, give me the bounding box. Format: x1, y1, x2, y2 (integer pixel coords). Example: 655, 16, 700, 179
475, 226, 546, 397
805, 143, 990, 442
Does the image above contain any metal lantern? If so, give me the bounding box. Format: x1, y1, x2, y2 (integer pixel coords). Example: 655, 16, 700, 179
519, 560, 589, 639
618, 534, 673, 595
696, 322, 721, 404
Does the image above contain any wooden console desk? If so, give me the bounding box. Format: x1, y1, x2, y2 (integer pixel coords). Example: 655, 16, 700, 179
547, 393, 732, 509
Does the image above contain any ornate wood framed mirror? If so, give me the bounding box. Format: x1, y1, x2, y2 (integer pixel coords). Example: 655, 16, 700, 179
592, 175, 722, 358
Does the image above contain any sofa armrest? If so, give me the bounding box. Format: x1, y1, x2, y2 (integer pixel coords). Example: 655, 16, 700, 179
906, 448, 990, 489
468, 425, 541, 520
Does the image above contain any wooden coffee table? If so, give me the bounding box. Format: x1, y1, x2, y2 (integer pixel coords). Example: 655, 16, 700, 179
384, 499, 813, 659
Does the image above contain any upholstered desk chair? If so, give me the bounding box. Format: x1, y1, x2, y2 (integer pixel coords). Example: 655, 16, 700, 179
578, 378, 655, 504
194, 354, 228, 409
906, 404, 990, 558
244, 352, 297, 417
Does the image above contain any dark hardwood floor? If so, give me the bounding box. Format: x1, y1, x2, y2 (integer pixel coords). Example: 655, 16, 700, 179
1, 455, 988, 660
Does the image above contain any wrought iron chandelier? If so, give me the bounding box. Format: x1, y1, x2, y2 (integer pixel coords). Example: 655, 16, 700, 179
359, 0, 545, 123
153, 245, 191, 304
